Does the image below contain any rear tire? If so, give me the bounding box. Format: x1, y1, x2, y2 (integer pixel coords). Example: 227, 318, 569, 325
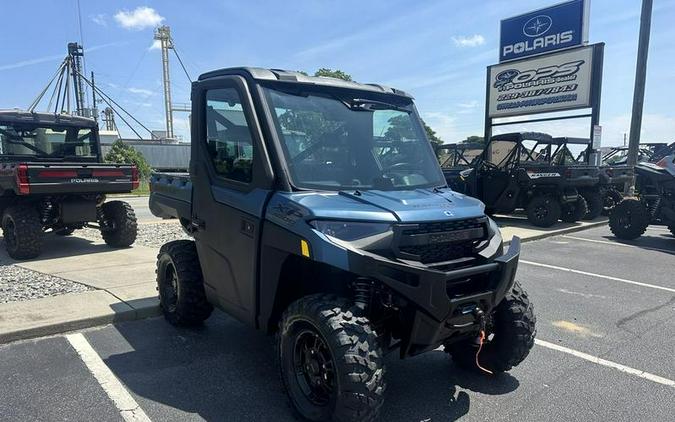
446, 282, 536, 373
99, 201, 137, 247
581, 190, 603, 220
609, 199, 650, 240
156, 240, 213, 326
526, 195, 561, 227
561, 196, 588, 223
2, 205, 43, 260
277, 294, 385, 422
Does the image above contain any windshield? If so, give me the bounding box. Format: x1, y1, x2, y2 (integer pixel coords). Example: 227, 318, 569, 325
263, 87, 445, 191
0, 123, 98, 160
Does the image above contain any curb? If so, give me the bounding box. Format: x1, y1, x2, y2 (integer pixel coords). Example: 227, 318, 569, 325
504, 219, 608, 245
0, 290, 160, 345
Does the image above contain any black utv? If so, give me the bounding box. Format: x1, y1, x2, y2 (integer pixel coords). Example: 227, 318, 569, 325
437, 142, 485, 192
0, 111, 138, 259
149, 67, 536, 422
609, 154, 675, 239
450, 132, 598, 227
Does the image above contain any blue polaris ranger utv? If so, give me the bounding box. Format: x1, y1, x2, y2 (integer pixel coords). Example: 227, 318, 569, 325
149, 68, 535, 422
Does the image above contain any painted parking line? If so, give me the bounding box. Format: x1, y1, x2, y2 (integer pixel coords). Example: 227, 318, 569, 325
66, 333, 152, 422
561, 235, 675, 254
520, 260, 675, 293
535, 339, 675, 388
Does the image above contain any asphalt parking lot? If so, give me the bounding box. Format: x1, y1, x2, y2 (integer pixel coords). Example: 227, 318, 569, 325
1, 225, 673, 422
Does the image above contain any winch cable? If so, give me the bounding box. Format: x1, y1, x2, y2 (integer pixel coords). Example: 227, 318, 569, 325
473, 309, 493, 375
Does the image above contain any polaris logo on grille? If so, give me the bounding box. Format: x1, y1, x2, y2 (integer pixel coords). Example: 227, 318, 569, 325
428, 228, 483, 244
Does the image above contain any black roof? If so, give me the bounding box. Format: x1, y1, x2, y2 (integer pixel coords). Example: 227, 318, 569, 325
552, 136, 591, 145
437, 142, 485, 151
491, 132, 553, 143
197, 67, 413, 98
0, 110, 97, 127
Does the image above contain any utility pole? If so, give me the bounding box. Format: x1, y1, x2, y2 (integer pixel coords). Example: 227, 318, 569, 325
67, 43, 86, 117
627, 0, 653, 171
154, 25, 174, 139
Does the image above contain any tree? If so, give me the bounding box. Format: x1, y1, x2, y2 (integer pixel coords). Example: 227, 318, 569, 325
421, 120, 443, 146
462, 135, 485, 145
314, 68, 353, 81
104, 140, 152, 180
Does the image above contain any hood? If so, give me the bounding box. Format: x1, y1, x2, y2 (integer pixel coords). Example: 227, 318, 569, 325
281, 188, 485, 223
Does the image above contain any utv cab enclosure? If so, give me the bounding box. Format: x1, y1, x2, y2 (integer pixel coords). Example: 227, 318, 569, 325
437, 142, 485, 192
149, 67, 535, 422
454, 132, 598, 227
0, 110, 138, 259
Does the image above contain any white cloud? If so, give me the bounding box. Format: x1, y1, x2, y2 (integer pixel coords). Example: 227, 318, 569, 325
128, 87, 155, 96
114, 7, 164, 30
90, 14, 107, 27
451, 34, 486, 48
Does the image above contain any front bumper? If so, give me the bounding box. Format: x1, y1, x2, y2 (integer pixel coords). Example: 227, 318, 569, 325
347, 237, 521, 357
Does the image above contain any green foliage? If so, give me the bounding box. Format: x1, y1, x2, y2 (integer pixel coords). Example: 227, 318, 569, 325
462, 135, 485, 145
104, 140, 152, 180
421, 120, 443, 146
314, 68, 353, 81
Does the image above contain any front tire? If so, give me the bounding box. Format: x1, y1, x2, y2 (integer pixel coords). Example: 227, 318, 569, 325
581, 190, 603, 220
156, 240, 213, 325
526, 195, 561, 227
561, 196, 588, 223
446, 282, 536, 373
609, 199, 650, 240
99, 201, 137, 247
602, 188, 624, 215
2, 205, 43, 259
277, 295, 385, 422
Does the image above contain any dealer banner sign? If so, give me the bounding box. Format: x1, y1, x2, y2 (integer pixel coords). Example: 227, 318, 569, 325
488, 45, 594, 118
500, 0, 588, 62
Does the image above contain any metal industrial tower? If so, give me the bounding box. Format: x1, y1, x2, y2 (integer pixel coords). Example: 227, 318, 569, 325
154, 25, 174, 139
67, 42, 87, 117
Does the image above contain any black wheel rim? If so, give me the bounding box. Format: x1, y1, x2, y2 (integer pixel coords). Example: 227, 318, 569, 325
161, 264, 179, 312
533, 204, 548, 221
293, 327, 335, 406
617, 210, 632, 229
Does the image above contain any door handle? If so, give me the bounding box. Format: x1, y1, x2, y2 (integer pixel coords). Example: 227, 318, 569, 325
191, 217, 206, 230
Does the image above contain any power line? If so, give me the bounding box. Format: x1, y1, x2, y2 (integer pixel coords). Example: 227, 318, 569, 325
172, 44, 193, 82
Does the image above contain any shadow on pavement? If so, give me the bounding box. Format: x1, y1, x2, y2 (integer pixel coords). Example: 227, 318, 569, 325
96, 314, 520, 421
0, 233, 130, 265
601, 230, 675, 256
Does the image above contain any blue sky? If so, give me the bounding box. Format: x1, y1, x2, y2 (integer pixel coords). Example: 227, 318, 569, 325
1, 0, 674, 146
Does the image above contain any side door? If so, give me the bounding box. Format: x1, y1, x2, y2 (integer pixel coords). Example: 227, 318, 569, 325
191, 76, 274, 326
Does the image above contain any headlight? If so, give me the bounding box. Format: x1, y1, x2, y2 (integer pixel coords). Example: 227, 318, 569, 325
309, 220, 392, 241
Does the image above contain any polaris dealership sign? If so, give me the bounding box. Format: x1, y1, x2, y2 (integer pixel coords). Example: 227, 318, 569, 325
499, 0, 589, 62
488, 45, 596, 118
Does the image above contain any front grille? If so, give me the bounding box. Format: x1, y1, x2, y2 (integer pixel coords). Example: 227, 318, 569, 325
399, 243, 473, 264
394, 217, 487, 264
401, 218, 485, 236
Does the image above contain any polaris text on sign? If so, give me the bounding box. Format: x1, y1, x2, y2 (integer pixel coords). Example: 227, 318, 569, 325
499, 0, 588, 62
